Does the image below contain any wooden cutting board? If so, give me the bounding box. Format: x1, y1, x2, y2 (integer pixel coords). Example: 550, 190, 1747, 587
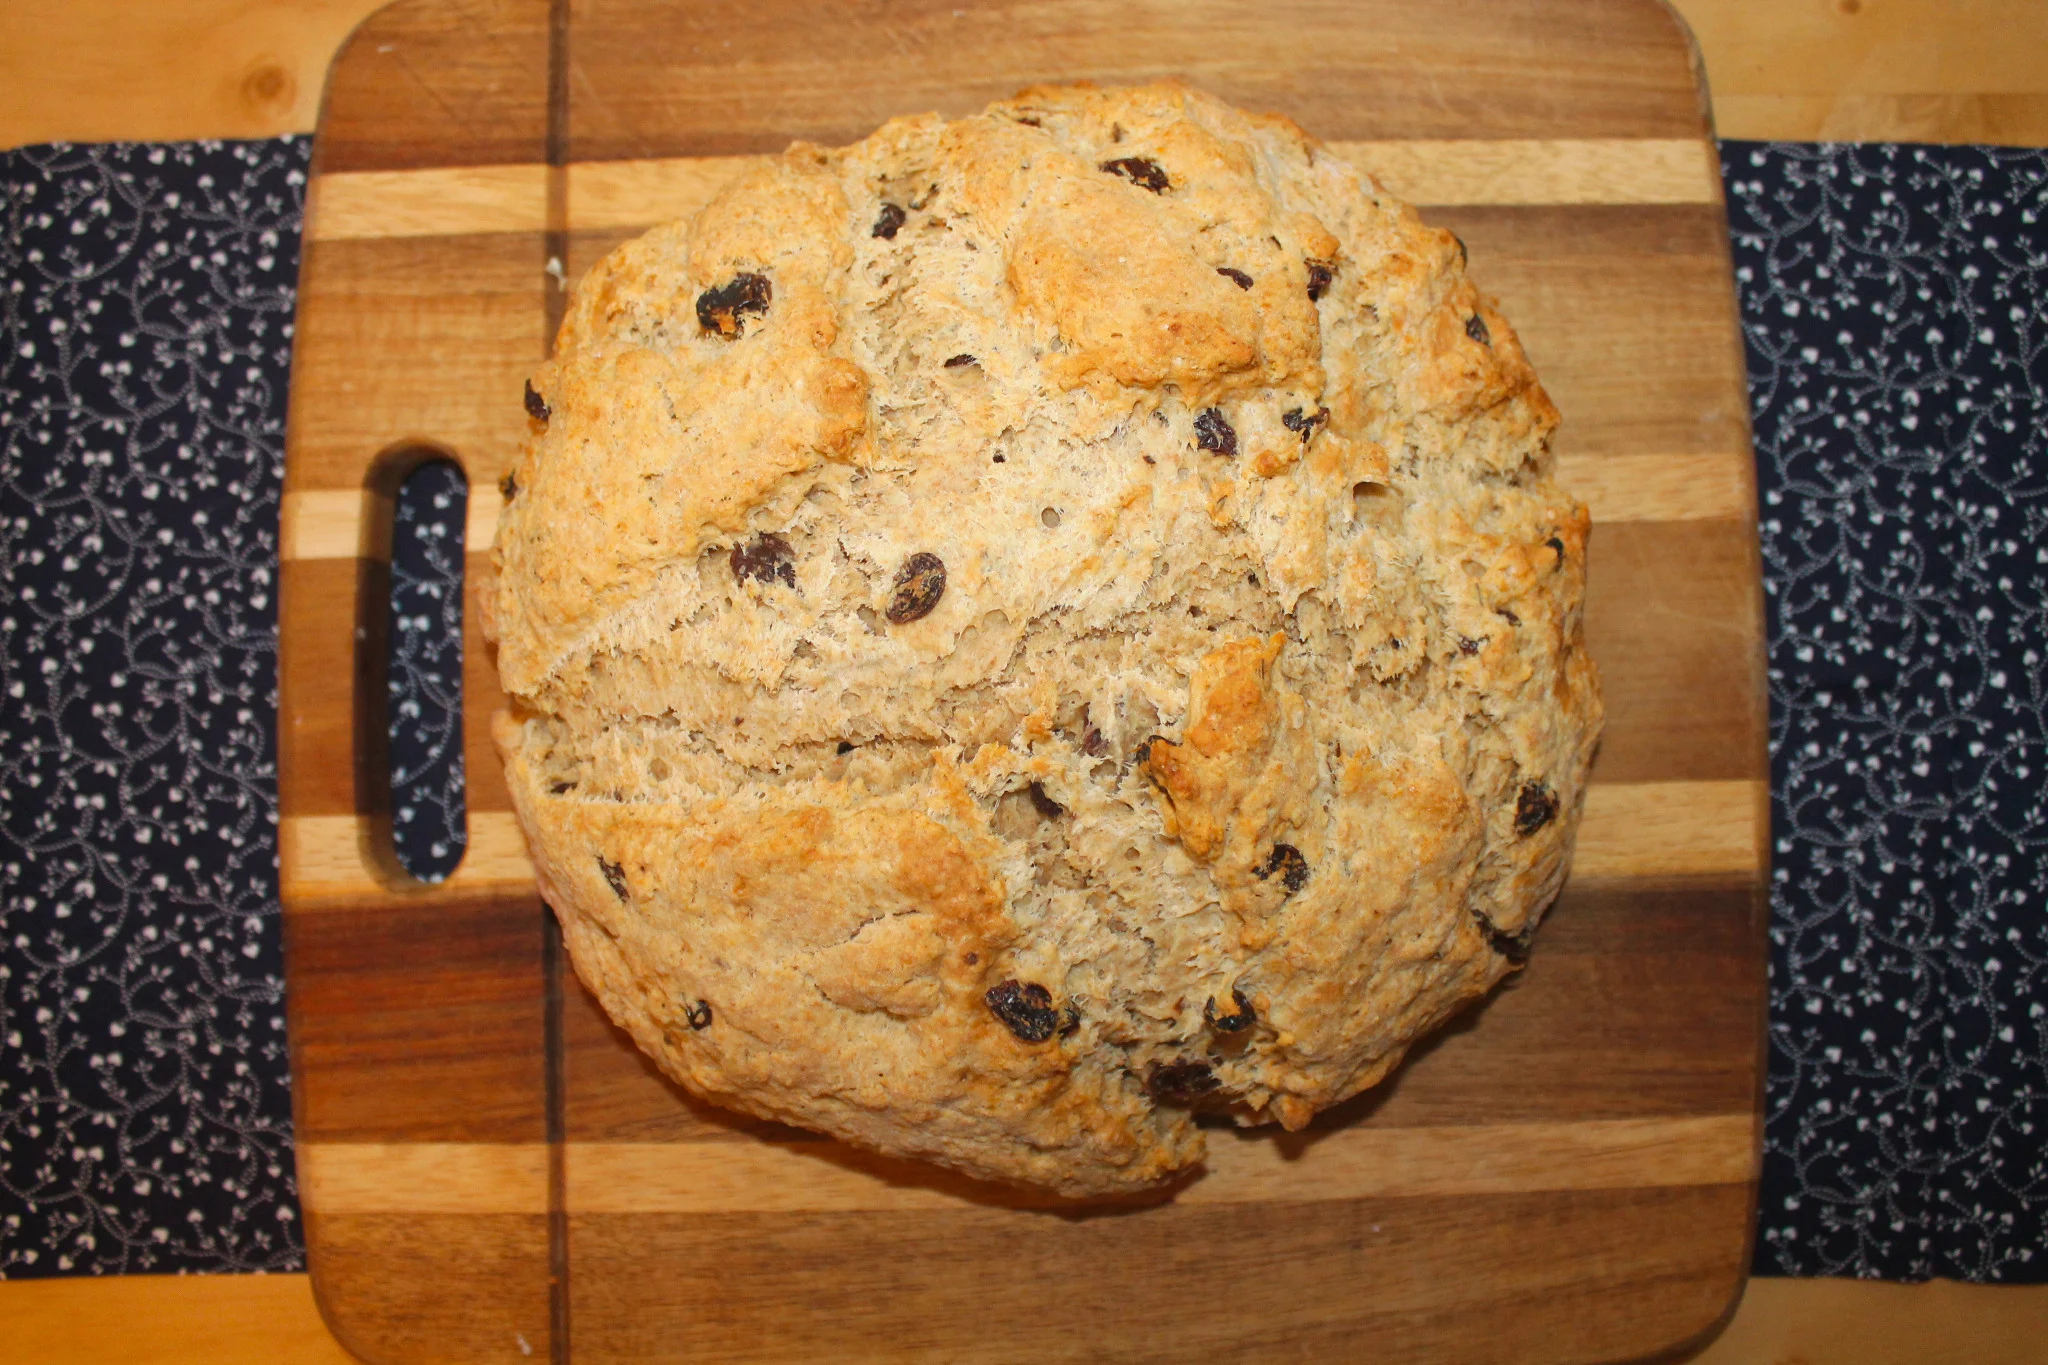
277, 1, 1768, 1360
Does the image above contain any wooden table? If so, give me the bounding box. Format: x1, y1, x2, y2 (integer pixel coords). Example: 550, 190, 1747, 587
3, 3, 2047, 1363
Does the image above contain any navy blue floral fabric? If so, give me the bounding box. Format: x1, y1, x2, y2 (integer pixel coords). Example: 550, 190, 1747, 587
1726, 142, 2048, 1281
1, 139, 308, 1274
388, 460, 469, 884
2, 136, 2043, 1280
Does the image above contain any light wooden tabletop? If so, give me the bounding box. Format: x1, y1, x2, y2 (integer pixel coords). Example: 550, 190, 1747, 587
2, 2, 2046, 1363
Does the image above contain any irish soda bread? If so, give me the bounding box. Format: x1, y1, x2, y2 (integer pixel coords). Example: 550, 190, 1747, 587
484, 82, 1602, 1197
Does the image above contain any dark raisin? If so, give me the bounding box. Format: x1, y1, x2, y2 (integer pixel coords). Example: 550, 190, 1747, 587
1145, 1059, 1220, 1104
1205, 989, 1257, 1034
1082, 724, 1107, 757
836, 741, 855, 755
871, 203, 907, 239
1254, 844, 1310, 895
1281, 406, 1330, 443
1306, 260, 1335, 301
964, 951, 979, 965
1194, 408, 1238, 457
1099, 157, 1170, 193
523, 379, 549, 424
1027, 781, 1066, 819
682, 999, 713, 1030
499, 472, 519, 500
1496, 607, 1521, 626
599, 857, 628, 900
985, 980, 1061, 1043
1133, 736, 1160, 766
1514, 781, 1559, 837
1547, 535, 1567, 564
885, 551, 947, 624
729, 531, 796, 589
992, 453, 1006, 463
1471, 906, 1533, 962
1457, 636, 1484, 656
549, 780, 577, 795
1452, 232, 1468, 267
1216, 267, 1254, 290
943, 353, 977, 368
696, 272, 772, 339
1059, 1006, 1082, 1037
1465, 313, 1492, 346
1016, 115, 1043, 128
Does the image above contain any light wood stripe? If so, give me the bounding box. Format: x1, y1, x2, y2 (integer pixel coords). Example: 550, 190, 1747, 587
298, 1115, 1751, 1216
308, 164, 549, 241
1339, 138, 1719, 207
301, 1142, 549, 1215
566, 155, 770, 234
1557, 451, 1752, 524
279, 780, 1760, 905
305, 139, 1718, 241
465, 484, 503, 552
280, 485, 503, 562
1574, 779, 1764, 882
279, 457, 1743, 564
280, 811, 536, 902
280, 489, 384, 561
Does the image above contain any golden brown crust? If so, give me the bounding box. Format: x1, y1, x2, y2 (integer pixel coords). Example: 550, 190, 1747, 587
486, 81, 1602, 1196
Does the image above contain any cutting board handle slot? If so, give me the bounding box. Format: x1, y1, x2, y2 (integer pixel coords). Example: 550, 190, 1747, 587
351, 439, 472, 892
385, 456, 472, 883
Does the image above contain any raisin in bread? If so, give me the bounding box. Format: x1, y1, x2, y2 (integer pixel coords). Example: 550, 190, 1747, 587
483, 81, 1603, 1197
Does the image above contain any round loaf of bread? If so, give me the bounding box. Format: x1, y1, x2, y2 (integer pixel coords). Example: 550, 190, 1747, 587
484, 82, 1603, 1197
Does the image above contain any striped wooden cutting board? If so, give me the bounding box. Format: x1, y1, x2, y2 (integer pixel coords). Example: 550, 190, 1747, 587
278, 1, 1767, 1360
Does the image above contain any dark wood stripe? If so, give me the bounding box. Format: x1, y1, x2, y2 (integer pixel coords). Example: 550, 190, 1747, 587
562, 880, 1763, 1143
304, 1213, 551, 1364
564, 973, 823, 1145
564, 1184, 1748, 1361
287, 232, 545, 491
564, 0, 1705, 162
1357, 880, 1766, 1128
1437, 203, 1751, 460
278, 557, 363, 819
287, 896, 547, 1143
314, 0, 551, 174
1585, 519, 1769, 784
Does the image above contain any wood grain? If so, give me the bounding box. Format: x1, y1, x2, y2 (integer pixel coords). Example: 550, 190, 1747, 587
0, 0, 386, 148
9, 0, 2048, 153
294, 1115, 1752, 1218
12, 1270, 2048, 1365
1679, 0, 2048, 142
300, 1213, 552, 1364
563, 881, 1766, 1147
303, 137, 1719, 244
286, 897, 548, 1143
563, 1186, 1752, 1365
561, 0, 1708, 159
